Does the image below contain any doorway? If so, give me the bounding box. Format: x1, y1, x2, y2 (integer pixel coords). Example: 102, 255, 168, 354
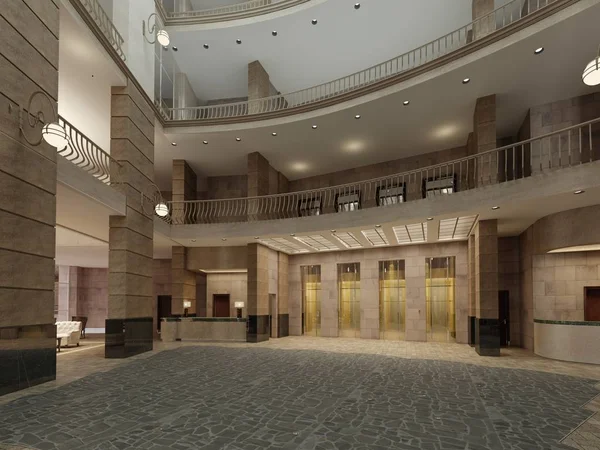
498, 290, 510, 346
269, 294, 277, 338
157, 295, 171, 331
585, 287, 600, 321
213, 294, 231, 318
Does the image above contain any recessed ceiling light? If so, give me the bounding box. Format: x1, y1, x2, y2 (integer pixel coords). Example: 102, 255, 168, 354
236, 137, 241, 142
162, 46, 168, 51
355, 114, 361, 119
203, 44, 209, 49
354, 3, 360, 9
203, 140, 208, 144
427, 217, 434, 221
290, 233, 295, 237
311, 19, 318, 25
172, 46, 178, 51
534, 47, 544, 55
331, 229, 336, 233
171, 142, 177, 146
272, 132, 277, 136
403, 100, 410, 106
221, 238, 227, 241
191, 239, 196, 242
272, 31, 278, 36
236, 39, 242, 44
462, 78, 471, 84
312, 125, 318, 129
492, 206, 500, 210
254, 236, 260, 239
375, 224, 382, 228
574, 190, 585, 194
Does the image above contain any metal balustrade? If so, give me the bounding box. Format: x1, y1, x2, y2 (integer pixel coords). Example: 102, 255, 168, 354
159, 0, 307, 21
80, 0, 126, 61
164, 117, 600, 225
58, 116, 121, 185
163, 0, 557, 121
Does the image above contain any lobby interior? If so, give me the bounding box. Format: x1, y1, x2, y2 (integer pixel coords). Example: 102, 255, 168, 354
2, 0, 600, 449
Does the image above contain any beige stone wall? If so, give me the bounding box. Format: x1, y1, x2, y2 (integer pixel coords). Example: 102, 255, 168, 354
472, 0, 495, 39
187, 247, 248, 271
206, 273, 247, 318
205, 175, 247, 199
172, 247, 196, 315
0, 0, 59, 328
172, 160, 197, 223
498, 237, 521, 346
474, 220, 498, 319
196, 272, 207, 317
247, 244, 270, 317
278, 253, 289, 316
519, 227, 535, 350
473, 95, 498, 186
289, 242, 468, 343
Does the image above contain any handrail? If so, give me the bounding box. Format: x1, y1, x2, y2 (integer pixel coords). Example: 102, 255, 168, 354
58, 116, 121, 185
164, 117, 600, 224
163, 0, 557, 122
80, 0, 126, 61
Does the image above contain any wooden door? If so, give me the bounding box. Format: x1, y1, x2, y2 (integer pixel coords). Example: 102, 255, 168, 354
585, 287, 600, 321
213, 294, 230, 318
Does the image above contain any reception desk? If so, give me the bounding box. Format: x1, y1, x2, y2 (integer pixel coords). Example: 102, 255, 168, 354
161, 318, 247, 343
534, 319, 600, 365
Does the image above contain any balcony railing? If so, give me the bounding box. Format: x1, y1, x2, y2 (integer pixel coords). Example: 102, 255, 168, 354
80, 0, 126, 61
159, 0, 309, 23
163, 0, 558, 122
58, 116, 121, 185
164, 117, 600, 224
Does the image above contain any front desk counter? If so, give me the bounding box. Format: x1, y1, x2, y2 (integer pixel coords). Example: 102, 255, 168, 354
534, 319, 600, 364
161, 317, 246, 342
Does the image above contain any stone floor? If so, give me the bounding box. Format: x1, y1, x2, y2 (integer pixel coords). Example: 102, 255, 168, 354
0, 337, 599, 450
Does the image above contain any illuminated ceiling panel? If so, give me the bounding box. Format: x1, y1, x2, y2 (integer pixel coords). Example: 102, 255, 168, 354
438, 215, 478, 241
294, 235, 340, 251
332, 232, 362, 249
362, 228, 389, 246
259, 238, 310, 254
393, 223, 427, 244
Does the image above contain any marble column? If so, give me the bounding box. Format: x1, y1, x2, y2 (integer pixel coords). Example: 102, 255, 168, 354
172, 160, 197, 224
277, 253, 289, 337
0, 0, 60, 395
468, 235, 476, 347
474, 219, 500, 356
172, 246, 196, 316
106, 82, 155, 358
472, 0, 495, 40
247, 244, 270, 342
473, 95, 497, 186
248, 60, 271, 114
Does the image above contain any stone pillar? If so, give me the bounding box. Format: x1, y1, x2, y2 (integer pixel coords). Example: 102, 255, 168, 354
0, 0, 60, 395
173, 72, 198, 121
174, 0, 193, 13
247, 152, 270, 220
248, 60, 271, 114
473, 95, 497, 186
107, 83, 155, 358
247, 244, 270, 342
171, 246, 196, 316
474, 219, 500, 356
172, 160, 197, 224
468, 235, 476, 347
277, 253, 289, 337
472, 0, 495, 40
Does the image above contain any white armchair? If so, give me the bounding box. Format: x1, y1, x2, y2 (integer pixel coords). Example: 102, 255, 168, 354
56, 321, 82, 347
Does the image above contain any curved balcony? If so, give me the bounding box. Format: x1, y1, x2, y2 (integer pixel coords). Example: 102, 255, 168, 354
162, 117, 600, 225
157, 0, 313, 25
162, 0, 564, 125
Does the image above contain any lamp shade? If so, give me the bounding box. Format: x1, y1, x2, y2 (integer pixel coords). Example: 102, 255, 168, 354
583, 57, 600, 86
234, 302, 245, 309
42, 122, 68, 149
183, 300, 192, 309
155, 202, 169, 217
157, 29, 170, 47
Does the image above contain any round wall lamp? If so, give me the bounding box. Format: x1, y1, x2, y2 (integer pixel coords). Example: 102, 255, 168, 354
583, 46, 600, 86
41, 123, 68, 149
19, 91, 68, 150
154, 202, 169, 217
142, 13, 170, 46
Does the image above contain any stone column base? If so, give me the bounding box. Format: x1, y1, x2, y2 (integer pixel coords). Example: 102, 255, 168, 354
468, 316, 477, 347
475, 318, 500, 356
277, 314, 289, 338
247, 315, 269, 343
105, 318, 153, 358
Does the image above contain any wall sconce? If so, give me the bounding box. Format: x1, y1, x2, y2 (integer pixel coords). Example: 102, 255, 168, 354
183, 300, 192, 309
142, 13, 170, 46
18, 91, 68, 149
140, 181, 170, 219
234, 302, 244, 319
583, 45, 600, 86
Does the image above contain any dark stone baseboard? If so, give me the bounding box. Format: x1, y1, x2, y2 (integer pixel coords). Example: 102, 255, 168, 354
468, 316, 477, 347
105, 317, 153, 358
0, 324, 56, 396
475, 318, 500, 357
278, 314, 289, 338
247, 315, 269, 343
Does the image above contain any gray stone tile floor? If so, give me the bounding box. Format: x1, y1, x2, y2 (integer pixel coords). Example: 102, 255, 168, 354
0, 345, 599, 450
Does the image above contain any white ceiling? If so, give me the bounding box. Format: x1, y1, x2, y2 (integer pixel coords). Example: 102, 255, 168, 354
156, 1, 600, 188
168, 0, 473, 101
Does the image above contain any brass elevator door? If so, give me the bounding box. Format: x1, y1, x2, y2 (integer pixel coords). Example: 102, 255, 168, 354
425, 257, 456, 343
379, 260, 406, 340
301, 265, 321, 336
338, 263, 360, 338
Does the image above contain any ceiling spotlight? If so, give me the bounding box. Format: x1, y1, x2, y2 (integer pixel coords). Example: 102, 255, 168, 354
203, 44, 209, 49
534, 47, 544, 55
191, 239, 196, 242
236, 137, 241, 142
254, 236, 260, 239
203, 140, 208, 145
492, 206, 500, 210
583, 47, 600, 86
171, 142, 177, 146
331, 229, 336, 233
574, 190, 585, 194
354, 3, 361, 9
311, 19, 318, 25
272, 132, 277, 136
172, 46, 178, 51
427, 217, 434, 221
290, 233, 295, 237
355, 114, 361, 119
236, 39, 242, 44
221, 238, 227, 241
462, 78, 471, 84
312, 125, 318, 129
272, 31, 278, 36
403, 100, 410, 106
375, 224, 382, 228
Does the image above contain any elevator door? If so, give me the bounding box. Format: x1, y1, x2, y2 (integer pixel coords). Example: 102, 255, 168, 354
379, 260, 406, 340
338, 263, 360, 338
301, 266, 321, 336
425, 257, 456, 343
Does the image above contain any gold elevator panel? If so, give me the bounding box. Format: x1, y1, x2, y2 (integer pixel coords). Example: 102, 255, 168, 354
425, 257, 456, 343
379, 260, 406, 340
301, 266, 321, 336
338, 263, 360, 338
